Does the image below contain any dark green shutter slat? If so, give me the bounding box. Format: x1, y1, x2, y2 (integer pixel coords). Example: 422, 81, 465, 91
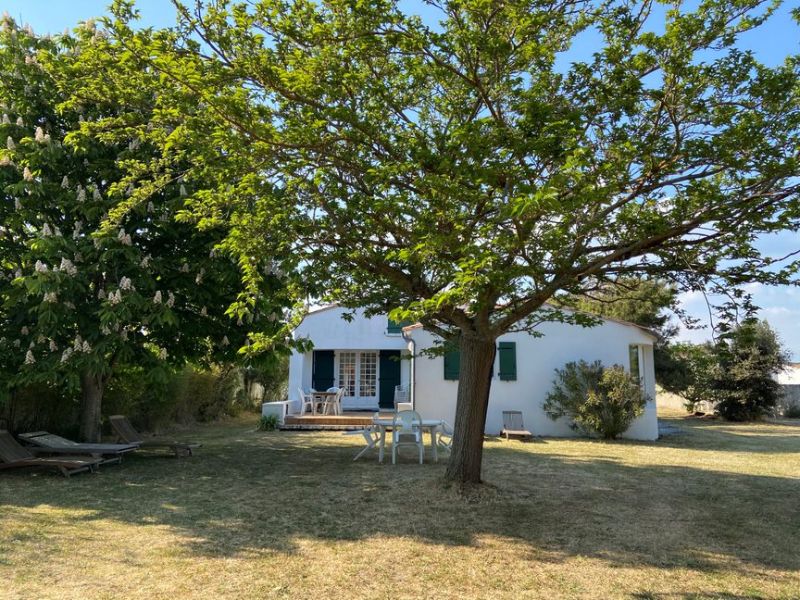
312, 350, 335, 390
379, 350, 402, 409
443, 349, 460, 380
498, 342, 517, 381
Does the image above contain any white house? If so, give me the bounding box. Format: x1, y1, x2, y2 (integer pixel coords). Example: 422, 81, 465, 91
287, 305, 659, 440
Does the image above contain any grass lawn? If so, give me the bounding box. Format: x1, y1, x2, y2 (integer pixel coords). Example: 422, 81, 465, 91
2, 411, 799, 600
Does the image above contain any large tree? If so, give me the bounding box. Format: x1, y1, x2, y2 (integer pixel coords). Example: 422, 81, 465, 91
0, 17, 293, 441
84, 0, 799, 482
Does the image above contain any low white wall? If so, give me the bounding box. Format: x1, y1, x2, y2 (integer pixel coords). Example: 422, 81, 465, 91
261, 401, 290, 424
409, 320, 659, 441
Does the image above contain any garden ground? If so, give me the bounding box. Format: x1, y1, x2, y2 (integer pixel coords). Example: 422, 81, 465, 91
1, 409, 799, 599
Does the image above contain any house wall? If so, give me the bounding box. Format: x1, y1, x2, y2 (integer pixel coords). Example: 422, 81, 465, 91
287, 306, 410, 412
408, 320, 659, 440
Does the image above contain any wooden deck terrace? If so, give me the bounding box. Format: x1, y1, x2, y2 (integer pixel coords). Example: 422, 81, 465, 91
281, 411, 395, 431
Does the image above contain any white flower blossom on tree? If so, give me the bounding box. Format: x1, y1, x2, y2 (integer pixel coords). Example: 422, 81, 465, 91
97, 288, 106, 300
14, 198, 21, 210
42, 223, 52, 237
159, 347, 168, 360
200, 306, 208, 317
109, 290, 122, 305
166, 291, 175, 308
76, 185, 85, 202
13, 339, 21, 348
146, 201, 154, 213
181, 263, 190, 273
179, 184, 187, 197
43, 291, 57, 303
119, 276, 133, 291
120, 329, 128, 341
59, 257, 77, 276
82, 341, 91, 353
92, 187, 102, 201
153, 290, 162, 304
118, 229, 132, 245
0, 155, 13, 166
61, 175, 69, 188
15, 117, 22, 126
34, 260, 47, 273
49, 340, 57, 352
24, 350, 35, 365
221, 336, 229, 347
140, 254, 152, 268
22, 166, 33, 181
1, 113, 8, 124
4, 136, 12, 151
21, 326, 29, 335
34, 126, 45, 142
60, 348, 73, 363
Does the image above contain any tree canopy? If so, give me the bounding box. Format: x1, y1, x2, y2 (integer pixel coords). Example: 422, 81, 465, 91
0, 17, 294, 440
68, 0, 800, 480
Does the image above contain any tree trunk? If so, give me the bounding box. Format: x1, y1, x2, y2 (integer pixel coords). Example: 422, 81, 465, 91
444, 333, 496, 485
79, 372, 104, 443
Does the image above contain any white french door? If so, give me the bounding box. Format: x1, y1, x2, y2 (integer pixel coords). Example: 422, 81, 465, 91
336, 351, 379, 408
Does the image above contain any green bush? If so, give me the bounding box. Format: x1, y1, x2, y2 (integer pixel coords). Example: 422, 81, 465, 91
258, 414, 279, 431
783, 403, 800, 419
543, 360, 649, 439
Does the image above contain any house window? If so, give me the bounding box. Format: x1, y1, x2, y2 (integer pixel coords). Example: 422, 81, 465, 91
359, 352, 378, 397
338, 352, 357, 396
629, 345, 641, 381
387, 318, 412, 335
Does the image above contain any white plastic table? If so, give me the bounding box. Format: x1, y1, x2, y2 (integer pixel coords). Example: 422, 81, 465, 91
372, 415, 443, 463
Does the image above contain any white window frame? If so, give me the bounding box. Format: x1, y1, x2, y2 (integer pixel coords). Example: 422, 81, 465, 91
334, 351, 380, 407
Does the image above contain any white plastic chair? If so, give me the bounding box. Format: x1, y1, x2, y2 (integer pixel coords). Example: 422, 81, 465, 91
333, 386, 346, 415
437, 421, 454, 452
344, 425, 380, 461
392, 410, 423, 465
322, 387, 340, 415
298, 387, 315, 415
393, 385, 409, 411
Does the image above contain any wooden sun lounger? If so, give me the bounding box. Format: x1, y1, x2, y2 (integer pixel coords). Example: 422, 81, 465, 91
109, 415, 201, 457
0, 430, 101, 477
19, 431, 139, 465
501, 411, 533, 440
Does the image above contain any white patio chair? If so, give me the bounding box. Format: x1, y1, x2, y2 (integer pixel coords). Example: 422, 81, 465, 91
333, 386, 346, 415
393, 385, 409, 411
437, 421, 454, 452
344, 425, 380, 461
322, 387, 340, 415
298, 387, 316, 415
392, 410, 424, 465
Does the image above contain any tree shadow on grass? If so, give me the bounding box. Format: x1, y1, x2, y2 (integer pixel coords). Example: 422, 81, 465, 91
1, 422, 799, 578
641, 417, 800, 453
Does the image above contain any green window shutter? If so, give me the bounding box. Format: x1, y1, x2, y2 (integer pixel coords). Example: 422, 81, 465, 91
443, 348, 460, 380
387, 318, 412, 334
498, 342, 517, 381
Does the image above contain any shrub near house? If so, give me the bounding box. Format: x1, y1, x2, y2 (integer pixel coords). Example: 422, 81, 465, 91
543, 360, 649, 439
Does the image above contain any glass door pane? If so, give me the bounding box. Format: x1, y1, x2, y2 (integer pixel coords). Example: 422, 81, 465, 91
338, 352, 356, 397
359, 352, 377, 398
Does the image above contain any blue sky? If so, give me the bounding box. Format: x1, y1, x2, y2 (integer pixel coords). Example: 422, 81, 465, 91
3, 0, 799, 358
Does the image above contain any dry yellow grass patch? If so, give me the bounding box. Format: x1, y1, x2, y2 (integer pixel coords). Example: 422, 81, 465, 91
1, 414, 798, 599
